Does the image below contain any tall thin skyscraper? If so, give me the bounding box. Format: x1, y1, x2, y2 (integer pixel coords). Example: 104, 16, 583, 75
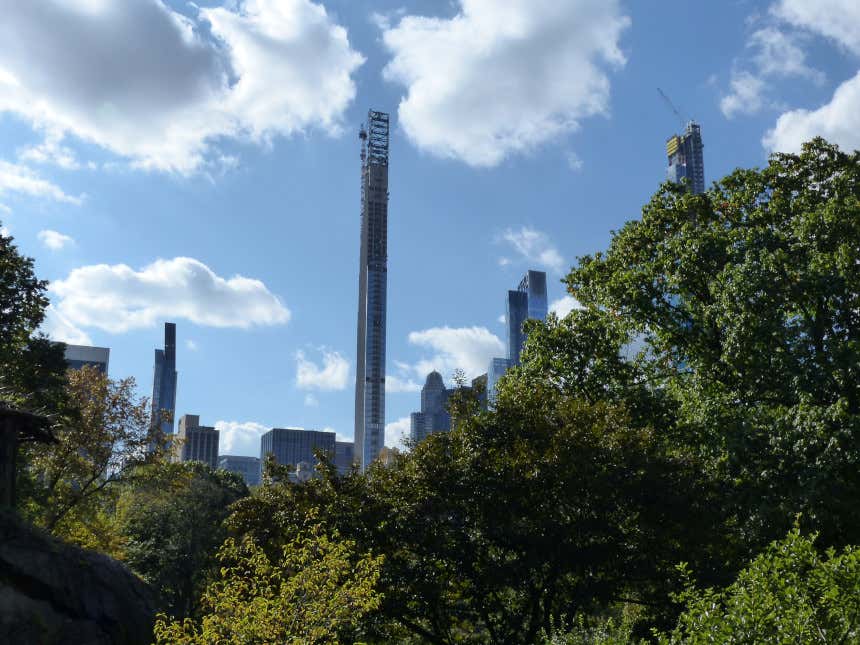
354, 110, 390, 472
666, 121, 705, 194
151, 322, 177, 437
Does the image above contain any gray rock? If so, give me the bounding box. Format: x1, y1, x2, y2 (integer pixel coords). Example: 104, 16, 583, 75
0, 511, 156, 645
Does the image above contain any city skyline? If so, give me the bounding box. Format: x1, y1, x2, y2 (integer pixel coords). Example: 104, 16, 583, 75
1, 1, 857, 458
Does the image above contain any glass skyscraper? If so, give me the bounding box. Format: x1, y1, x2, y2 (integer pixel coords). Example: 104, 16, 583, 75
151, 322, 177, 437
488, 270, 548, 402
260, 428, 336, 469
409, 371, 453, 444
354, 110, 389, 472
666, 121, 705, 194
63, 344, 110, 374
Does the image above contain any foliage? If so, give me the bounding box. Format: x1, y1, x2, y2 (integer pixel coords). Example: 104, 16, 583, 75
20, 366, 161, 537
658, 528, 860, 644
566, 138, 860, 550
116, 461, 248, 618
0, 226, 67, 412
541, 612, 641, 645
153, 523, 383, 644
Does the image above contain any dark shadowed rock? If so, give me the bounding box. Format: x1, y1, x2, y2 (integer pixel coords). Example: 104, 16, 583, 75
0, 511, 155, 645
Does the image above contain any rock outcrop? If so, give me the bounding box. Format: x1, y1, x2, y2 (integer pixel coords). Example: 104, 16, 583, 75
0, 511, 156, 645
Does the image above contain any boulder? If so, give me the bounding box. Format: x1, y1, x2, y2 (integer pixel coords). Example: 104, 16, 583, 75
0, 511, 156, 645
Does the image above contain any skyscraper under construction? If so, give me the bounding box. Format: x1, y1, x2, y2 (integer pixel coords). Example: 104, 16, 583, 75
354, 110, 389, 471
666, 121, 705, 194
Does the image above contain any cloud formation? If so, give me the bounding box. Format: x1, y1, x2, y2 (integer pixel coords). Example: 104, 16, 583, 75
295, 348, 350, 391
500, 227, 565, 274
764, 71, 860, 153
753, 0, 860, 152
215, 420, 270, 457
384, 416, 411, 451
773, 0, 860, 54
549, 295, 581, 319
37, 229, 74, 251
408, 326, 504, 380
40, 305, 92, 345
0, 160, 82, 204
721, 27, 822, 119
380, 0, 629, 166
49, 257, 290, 334
0, 0, 364, 173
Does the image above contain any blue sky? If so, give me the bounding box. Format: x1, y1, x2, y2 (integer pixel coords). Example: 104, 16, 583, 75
1, 0, 858, 456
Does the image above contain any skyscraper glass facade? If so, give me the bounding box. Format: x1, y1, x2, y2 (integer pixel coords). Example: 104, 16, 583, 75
488, 270, 548, 403
409, 371, 453, 444
354, 110, 389, 472
260, 428, 336, 469
151, 322, 177, 437
666, 122, 705, 194
63, 344, 110, 374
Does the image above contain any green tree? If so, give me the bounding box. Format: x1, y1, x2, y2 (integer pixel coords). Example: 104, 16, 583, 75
0, 226, 67, 412
21, 366, 160, 540
153, 523, 383, 644
567, 138, 860, 550
117, 461, 248, 617
659, 528, 860, 644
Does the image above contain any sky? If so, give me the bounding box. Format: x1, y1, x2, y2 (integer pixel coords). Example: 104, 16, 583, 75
1, 0, 858, 456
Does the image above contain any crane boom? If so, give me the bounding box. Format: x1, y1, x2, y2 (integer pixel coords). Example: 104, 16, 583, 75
657, 87, 685, 128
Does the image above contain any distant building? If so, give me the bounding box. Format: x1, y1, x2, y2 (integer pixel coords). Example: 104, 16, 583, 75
487, 270, 548, 403
260, 428, 336, 470
218, 455, 261, 486
151, 323, 178, 437
410, 371, 453, 444
174, 414, 219, 469
63, 344, 110, 374
354, 110, 390, 473
666, 122, 705, 194
335, 441, 355, 475
486, 358, 512, 405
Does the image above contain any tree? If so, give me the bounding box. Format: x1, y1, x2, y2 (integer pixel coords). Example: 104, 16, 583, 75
659, 528, 860, 643
153, 523, 383, 644
0, 225, 67, 418
567, 138, 860, 550
21, 366, 162, 539
117, 461, 248, 618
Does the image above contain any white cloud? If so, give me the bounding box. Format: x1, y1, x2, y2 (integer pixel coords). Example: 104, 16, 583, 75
304, 393, 319, 407
18, 130, 80, 170
497, 314, 506, 324
0, 160, 82, 204
720, 26, 824, 119
566, 150, 584, 172
721, 71, 768, 118
773, 0, 860, 54
380, 0, 629, 166
37, 229, 74, 251
295, 348, 350, 391
763, 71, 860, 153
408, 326, 504, 380
49, 256, 290, 333
386, 374, 421, 393
0, 0, 364, 174
0, 204, 11, 216
549, 295, 582, 319
215, 420, 269, 457
749, 28, 823, 81
185, 339, 198, 351
40, 305, 92, 345
385, 416, 411, 451
500, 227, 565, 274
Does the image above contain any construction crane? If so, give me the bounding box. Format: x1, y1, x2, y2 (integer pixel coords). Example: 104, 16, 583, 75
657, 87, 686, 129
